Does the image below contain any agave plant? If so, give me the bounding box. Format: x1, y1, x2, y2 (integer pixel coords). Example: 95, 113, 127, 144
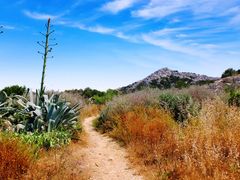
0, 90, 80, 133
0, 91, 29, 132
25, 92, 80, 132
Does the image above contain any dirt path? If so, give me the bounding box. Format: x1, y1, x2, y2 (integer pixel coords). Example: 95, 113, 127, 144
81, 117, 143, 180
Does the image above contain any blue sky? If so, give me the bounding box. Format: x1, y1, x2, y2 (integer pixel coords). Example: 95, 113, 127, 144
0, 0, 240, 91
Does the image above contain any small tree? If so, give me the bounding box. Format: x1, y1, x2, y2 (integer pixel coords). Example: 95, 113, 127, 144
37, 18, 57, 100
221, 68, 237, 78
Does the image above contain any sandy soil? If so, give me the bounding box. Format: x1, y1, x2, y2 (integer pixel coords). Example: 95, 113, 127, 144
81, 117, 143, 180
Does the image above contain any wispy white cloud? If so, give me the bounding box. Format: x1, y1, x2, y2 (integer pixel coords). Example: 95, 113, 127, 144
23, 1, 239, 61
23, 10, 61, 20
138, 26, 224, 59
101, 0, 139, 14
142, 34, 207, 58
87, 25, 115, 34
132, 0, 239, 19
64, 22, 115, 35
54, 19, 138, 42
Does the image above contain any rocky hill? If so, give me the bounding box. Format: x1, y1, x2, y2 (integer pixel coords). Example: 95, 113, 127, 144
119, 68, 219, 93
209, 75, 240, 91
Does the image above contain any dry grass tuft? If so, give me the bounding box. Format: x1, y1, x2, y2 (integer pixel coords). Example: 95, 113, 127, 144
0, 134, 35, 179
26, 142, 89, 180
80, 104, 103, 120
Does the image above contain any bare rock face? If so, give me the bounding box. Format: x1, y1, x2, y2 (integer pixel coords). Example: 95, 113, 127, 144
209, 75, 240, 92
119, 68, 219, 93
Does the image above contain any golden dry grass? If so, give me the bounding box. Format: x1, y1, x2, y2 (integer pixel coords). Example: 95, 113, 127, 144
26, 140, 90, 180
80, 104, 103, 120
0, 135, 35, 179
101, 99, 240, 179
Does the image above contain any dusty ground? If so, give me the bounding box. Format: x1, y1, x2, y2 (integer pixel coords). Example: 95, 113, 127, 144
26, 117, 143, 180
81, 117, 143, 180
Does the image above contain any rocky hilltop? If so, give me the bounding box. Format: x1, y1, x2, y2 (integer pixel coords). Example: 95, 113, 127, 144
120, 68, 219, 93
209, 75, 240, 91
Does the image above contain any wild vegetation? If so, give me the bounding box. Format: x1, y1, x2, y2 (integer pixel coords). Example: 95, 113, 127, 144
0, 19, 82, 178
221, 68, 240, 78
1, 16, 240, 180
0, 85, 26, 96
65, 88, 118, 104
0, 133, 35, 179
95, 85, 240, 179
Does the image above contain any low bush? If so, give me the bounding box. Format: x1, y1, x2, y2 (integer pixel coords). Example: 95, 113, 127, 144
0, 133, 35, 179
221, 68, 240, 78
181, 85, 215, 103
159, 93, 199, 122
228, 89, 240, 107
96, 89, 161, 133
93, 89, 118, 104
15, 131, 71, 149
109, 106, 176, 145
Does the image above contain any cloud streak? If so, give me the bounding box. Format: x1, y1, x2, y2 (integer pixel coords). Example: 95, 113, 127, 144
132, 0, 239, 19
23, 10, 61, 20
101, 0, 139, 14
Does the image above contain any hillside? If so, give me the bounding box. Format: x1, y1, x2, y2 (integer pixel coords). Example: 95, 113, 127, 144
119, 68, 219, 93
209, 74, 240, 91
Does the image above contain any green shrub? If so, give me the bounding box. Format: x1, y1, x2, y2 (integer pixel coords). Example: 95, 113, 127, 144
221, 68, 239, 78
15, 131, 71, 149
228, 89, 240, 107
159, 93, 199, 122
0, 85, 26, 96
92, 89, 118, 104
175, 79, 189, 89
82, 87, 104, 99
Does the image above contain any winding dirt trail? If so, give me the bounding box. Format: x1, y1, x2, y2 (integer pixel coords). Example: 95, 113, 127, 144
81, 117, 143, 180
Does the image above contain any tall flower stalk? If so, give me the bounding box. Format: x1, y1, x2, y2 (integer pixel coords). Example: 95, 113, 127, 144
37, 18, 57, 99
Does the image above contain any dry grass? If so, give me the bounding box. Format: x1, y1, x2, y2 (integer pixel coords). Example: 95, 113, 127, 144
0, 134, 35, 179
26, 143, 90, 180
80, 104, 103, 120
60, 91, 85, 107
0, 134, 89, 180
98, 97, 240, 179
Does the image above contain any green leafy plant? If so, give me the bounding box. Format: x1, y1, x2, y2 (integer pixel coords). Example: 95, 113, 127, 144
92, 89, 118, 104
228, 89, 240, 107
159, 93, 199, 122
14, 131, 71, 149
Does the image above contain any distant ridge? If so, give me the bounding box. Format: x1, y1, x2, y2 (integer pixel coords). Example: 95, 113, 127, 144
119, 68, 219, 93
